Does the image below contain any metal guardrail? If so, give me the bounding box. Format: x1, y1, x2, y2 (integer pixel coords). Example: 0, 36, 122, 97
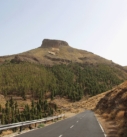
0, 114, 65, 131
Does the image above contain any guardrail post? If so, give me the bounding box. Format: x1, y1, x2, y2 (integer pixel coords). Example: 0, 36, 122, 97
35, 123, 37, 128
20, 126, 22, 132
57, 116, 59, 120
13, 127, 16, 132
52, 118, 54, 122
29, 124, 32, 130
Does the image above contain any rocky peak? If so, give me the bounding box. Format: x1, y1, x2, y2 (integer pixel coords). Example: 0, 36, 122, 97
41, 39, 69, 48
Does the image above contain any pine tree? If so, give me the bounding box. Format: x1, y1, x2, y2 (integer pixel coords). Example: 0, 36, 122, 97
1, 114, 5, 124
0, 104, 2, 112
9, 97, 14, 107
15, 101, 18, 110
31, 100, 35, 109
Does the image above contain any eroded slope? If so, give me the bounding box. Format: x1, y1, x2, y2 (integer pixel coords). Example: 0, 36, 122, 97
95, 81, 127, 136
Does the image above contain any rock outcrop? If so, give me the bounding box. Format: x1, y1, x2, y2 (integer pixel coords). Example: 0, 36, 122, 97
41, 39, 69, 48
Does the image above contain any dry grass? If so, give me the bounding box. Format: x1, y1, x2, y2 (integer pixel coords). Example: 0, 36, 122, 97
115, 111, 125, 120
0, 41, 115, 66
0, 130, 13, 137
51, 89, 111, 115
108, 110, 116, 120
102, 113, 109, 119
95, 113, 119, 137
95, 81, 127, 136
0, 94, 6, 107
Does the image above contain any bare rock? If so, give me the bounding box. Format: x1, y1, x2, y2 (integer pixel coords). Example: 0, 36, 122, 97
41, 39, 69, 48
10, 55, 23, 63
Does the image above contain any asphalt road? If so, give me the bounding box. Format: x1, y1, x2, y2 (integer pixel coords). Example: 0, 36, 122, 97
16, 110, 105, 137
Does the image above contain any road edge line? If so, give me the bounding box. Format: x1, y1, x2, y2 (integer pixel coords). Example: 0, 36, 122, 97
95, 116, 107, 137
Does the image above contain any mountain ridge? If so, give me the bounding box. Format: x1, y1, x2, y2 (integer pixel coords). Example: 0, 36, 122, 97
0, 39, 123, 66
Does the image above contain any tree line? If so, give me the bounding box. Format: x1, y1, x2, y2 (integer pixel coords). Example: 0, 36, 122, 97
0, 97, 57, 124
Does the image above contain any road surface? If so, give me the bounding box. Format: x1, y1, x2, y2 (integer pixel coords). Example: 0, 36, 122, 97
16, 110, 105, 137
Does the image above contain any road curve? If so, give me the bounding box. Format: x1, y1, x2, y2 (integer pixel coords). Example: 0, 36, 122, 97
16, 110, 105, 137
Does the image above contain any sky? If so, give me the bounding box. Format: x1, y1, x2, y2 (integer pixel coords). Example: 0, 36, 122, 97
0, 0, 127, 66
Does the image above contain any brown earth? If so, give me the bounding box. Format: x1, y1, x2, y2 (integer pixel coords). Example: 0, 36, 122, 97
95, 81, 127, 137
124, 66, 127, 71
51, 89, 113, 114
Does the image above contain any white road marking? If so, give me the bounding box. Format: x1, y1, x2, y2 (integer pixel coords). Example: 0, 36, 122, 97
59, 135, 63, 137
96, 117, 107, 137
99, 123, 104, 133
99, 123, 107, 137
77, 121, 79, 123
70, 125, 74, 128
104, 134, 107, 137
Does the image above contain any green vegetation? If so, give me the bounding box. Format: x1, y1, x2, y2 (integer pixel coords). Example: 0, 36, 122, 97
37, 123, 45, 128
0, 62, 56, 99
0, 61, 126, 123
0, 97, 57, 124
49, 63, 125, 101
0, 62, 126, 102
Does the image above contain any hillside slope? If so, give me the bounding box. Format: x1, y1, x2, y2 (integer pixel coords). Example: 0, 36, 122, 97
0, 39, 127, 136
0, 39, 127, 81
0, 39, 127, 76
124, 66, 127, 70
95, 81, 127, 137
0, 62, 126, 101
0, 39, 125, 66
0, 39, 127, 102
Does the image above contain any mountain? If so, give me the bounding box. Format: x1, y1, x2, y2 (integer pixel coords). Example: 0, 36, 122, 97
0, 39, 127, 130
95, 81, 127, 136
0, 39, 123, 66
0, 39, 127, 74
0, 39, 127, 100
124, 66, 127, 70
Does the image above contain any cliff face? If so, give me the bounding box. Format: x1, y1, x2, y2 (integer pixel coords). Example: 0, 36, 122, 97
41, 39, 69, 48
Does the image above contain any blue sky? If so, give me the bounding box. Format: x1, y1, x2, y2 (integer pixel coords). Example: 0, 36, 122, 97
0, 0, 127, 66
